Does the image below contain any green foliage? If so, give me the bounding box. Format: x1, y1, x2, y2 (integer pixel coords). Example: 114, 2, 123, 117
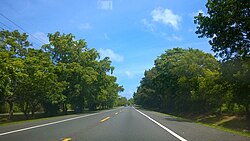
116, 96, 128, 106
135, 48, 223, 113
194, 0, 250, 60
0, 30, 123, 118
128, 98, 134, 105
135, 0, 250, 116
134, 47, 249, 116
221, 58, 250, 115
0, 30, 30, 119
192, 0, 250, 116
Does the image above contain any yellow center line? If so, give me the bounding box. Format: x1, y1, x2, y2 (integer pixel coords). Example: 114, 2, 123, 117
100, 116, 110, 122
62, 138, 71, 141
115, 112, 118, 115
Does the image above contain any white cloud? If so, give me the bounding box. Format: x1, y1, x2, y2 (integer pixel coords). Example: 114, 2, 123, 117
78, 23, 91, 30
151, 7, 181, 30
33, 32, 49, 44
159, 32, 182, 41
125, 71, 134, 78
168, 35, 183, 41
141, 8, 183, 41
97, 0, 113, 10
104, 33, 111, 40
99, 48, 124, 62
141, 18, 156, 32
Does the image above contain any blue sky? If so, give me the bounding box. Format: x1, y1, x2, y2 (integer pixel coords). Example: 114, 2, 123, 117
0, 0, 212, 99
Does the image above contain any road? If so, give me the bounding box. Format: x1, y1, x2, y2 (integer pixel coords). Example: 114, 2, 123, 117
0, 106, 249, 141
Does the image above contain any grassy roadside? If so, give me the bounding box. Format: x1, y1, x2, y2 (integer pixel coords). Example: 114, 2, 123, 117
0, 114, 77, 126
146, 109, 250, 138
0, 107, 121, 126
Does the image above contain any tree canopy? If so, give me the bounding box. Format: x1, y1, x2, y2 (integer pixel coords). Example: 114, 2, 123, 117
134, 48, 249, 116
194, 0, 250, 60
0, 30, 123, 119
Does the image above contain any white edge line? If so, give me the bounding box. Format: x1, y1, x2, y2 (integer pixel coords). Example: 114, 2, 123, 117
134, 108, 188, 141
0, 108, 121, 136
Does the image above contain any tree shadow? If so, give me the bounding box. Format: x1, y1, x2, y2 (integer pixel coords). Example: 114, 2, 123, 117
164, 116, 192, 122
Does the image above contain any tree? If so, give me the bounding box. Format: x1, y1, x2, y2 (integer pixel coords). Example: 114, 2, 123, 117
128, 98, 134, 105
43, 32, 122, 112
134, 68, 160, 109
42, 32, 92, 113
194, 0, 250, 60
0, 29, 122, 119
16, 49, 66, 118
116, 96, 127, 106
221, 58, 250, 115
134, 48, 221, 113
0, 30, 30, 119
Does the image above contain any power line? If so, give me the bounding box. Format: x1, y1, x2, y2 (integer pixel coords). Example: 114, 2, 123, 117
0, 21, 40, 48
0, 13, 47, 45
0, 21, 13, 30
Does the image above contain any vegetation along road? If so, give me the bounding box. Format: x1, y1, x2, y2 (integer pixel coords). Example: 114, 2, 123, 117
0, 0, 249, 140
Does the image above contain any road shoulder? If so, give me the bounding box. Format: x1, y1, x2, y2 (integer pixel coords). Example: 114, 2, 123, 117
136, 108, 250, 141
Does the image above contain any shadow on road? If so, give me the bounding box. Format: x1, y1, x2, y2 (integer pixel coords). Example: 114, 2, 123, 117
164, 116, 191, 122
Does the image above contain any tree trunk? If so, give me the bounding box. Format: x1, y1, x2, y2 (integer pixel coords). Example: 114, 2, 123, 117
23, 103, 30, 119
7, 101, 14, 120
31, 109, 35, 118
24, 110, 28, 119
63, 103, 67, 114
245, 104, 249, 118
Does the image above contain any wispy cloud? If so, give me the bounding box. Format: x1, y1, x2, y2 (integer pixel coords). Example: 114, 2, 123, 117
141, 18, 156, 32
141, 22, 183, 41
78, 23, 91, 30
99, 48, 124, 62
168, 35, 183, 41
151, 7, 181, 30
33, 32, 49, 44
97, 0, 113, 10
125, 71, 134, 78
104, 33, 111, 40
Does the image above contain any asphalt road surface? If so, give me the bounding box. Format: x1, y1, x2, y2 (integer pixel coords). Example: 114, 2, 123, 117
0, 106, 249, 141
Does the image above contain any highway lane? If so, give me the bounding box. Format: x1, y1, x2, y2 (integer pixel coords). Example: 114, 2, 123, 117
0, 106, 249, 141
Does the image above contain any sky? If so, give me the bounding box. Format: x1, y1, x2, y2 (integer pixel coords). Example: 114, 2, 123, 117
0, 0, 212, 99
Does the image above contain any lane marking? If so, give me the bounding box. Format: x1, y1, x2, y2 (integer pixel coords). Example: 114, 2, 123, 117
62, 138, 71, 141
115, 112, 118, 115
0, 108, 122, 136
100, 116, 110, 122
134, 108, 188, 141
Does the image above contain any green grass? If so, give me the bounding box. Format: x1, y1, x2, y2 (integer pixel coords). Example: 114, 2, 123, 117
0, 114, 76, 126
148, 110, 250, 138
0, 107, 121, 126
198, 122, 250, 137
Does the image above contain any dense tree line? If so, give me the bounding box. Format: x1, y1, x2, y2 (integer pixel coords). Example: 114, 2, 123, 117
134, 0, 249, 116
0, 30, 123, 119
134, 48, 249, 115
116, 96, 128, 106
